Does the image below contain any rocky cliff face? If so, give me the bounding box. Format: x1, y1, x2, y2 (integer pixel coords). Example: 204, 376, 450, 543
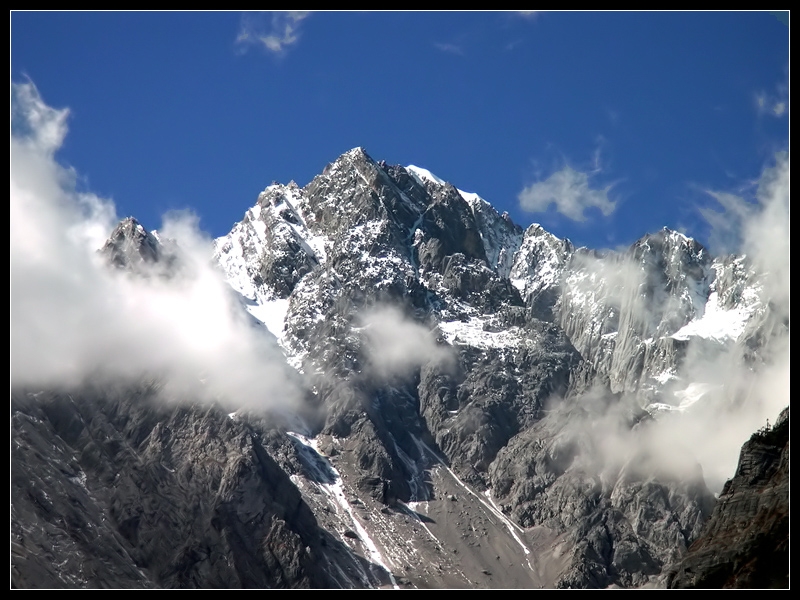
666, 407, 789, 588
10, 386, 386, 589
11, 148, 788, 588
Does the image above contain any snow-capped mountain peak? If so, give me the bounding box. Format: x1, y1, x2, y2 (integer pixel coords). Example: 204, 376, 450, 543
13, 147, 785, 590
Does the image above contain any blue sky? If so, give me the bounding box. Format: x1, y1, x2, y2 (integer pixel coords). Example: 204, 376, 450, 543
10, 11, 789, 253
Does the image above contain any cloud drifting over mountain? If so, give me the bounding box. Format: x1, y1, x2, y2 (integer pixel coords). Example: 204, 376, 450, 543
566, 152, 789, 494
518, 165, 616, 222
10, 81, 303, 414
359, 306, 455, 382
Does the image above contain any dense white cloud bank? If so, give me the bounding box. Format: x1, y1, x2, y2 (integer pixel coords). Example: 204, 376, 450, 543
10, 81, 303, 414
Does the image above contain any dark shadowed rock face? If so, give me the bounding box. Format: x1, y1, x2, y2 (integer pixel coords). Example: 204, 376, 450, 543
12, 148, 787, 589
665, 407, 789, 589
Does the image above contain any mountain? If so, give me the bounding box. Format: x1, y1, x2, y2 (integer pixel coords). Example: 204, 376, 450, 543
11, 148, 788, 589
666, 406, 789, 588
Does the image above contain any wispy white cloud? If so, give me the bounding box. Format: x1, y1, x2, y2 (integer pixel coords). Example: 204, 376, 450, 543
698, 189, 755, 254
749, 153, 790, 295
755, 74, 788, 118
590, 135, 608, 173
685, 152, 790, 489
358, 306, 454, 382
433, 41, 464, 56
11, 79, 70, 155
516, 11, 539, 20
236, 11, 312, 55
755, 92, 787, 117
518, 165, 616, 222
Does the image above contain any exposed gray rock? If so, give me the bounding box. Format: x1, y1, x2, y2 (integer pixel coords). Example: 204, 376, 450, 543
101, 216, 180, 277
10, 386, 383, 588
665, 407, 789, 588
487, 390, 715, 588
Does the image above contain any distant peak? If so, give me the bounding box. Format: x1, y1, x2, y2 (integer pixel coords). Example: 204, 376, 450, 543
646, 227, 696, 245
342, 146, 371, 161
524, 223, 552, 237
111, 216, 147, 237
323, 147, 377, 172
661, 226, 687, 239
319, 147, 377, 178
633, 228, 707, 262
102, 216, 162, 270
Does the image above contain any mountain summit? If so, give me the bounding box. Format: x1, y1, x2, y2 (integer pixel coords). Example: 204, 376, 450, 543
11, 148, 788, 588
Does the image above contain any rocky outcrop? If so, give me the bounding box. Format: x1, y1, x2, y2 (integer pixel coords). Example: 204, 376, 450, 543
211, 149, 787, 588
509, 223, 573, 320
665, 407, 789, 589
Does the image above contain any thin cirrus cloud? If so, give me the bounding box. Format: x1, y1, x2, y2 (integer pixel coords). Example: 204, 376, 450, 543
236, 11, 311, 54
518, 165, 617, 222
755, 74, 788, 118
433, 42, 464, 55
756, 92, 787, 118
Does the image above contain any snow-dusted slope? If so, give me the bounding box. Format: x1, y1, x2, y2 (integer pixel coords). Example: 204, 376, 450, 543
207, 149, 778, 588
214, 182, 328, 350
671, 255, 763, 344
214, 152, 769, 418
407, 165, 525, 279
